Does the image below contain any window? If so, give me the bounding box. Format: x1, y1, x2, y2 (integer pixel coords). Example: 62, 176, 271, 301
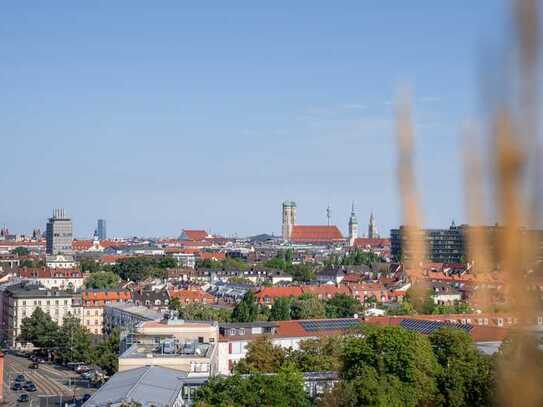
230, 329, 237, 336
239, 328, 245, 336
231, 342, 243, 354
64, 300, 68, 305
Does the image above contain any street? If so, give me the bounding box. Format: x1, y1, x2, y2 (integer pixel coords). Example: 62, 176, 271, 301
3, 354, 95, 406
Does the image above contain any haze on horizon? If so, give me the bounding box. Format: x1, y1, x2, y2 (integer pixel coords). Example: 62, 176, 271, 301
0, 1, 509, 238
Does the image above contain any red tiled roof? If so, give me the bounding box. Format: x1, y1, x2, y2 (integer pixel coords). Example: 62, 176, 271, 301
73, 240, 94, 251
100, 255, 127, 264
353, 238, 390, 248
165, 248, 200, 255
301, 285, 350, 298
181, 230, 209, 241
342, 273, 363, 283
168, 289, 215, 303
290, 225, 344, 243
199, 252, 226, 261
255, 286, 304, 303
82, 290, 131, 302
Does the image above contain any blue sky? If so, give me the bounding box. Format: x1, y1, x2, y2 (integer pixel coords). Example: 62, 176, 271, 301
0, 1, 509, 238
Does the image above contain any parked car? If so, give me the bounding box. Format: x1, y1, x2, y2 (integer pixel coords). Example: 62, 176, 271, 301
75, 365, 90, 374
15, 374, 25, 382
24, 383, 37, 392
67, 362, 85, 371
17, 394, 30, 403
11, 382, 22, 391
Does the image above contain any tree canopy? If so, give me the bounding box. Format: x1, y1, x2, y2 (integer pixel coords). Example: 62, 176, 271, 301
11, 246, 30, 256
324, 294, 361, 318
85, 271, 120, 289
170, 300, 231, 322
195, 364, 310, 407
110, 256, 173, 281
19, 308, 59, 349
429, 328, 494, 407
231, 291, 259, 323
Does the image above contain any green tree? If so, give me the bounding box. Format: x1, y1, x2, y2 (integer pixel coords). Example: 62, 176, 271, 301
286, 264, 316, 282
287, 336, 345, 372
269, 297, 292, 321
387, 300, 416, 316
19, 308, 59, 349
291, 294, 326, 320
55, 315, 93, 365
158, 256, 177, 269
405, 283, 435, 314
94, 329, 120, 376
325, 294, 361, 318
195, 364, 310, 407
231, 291, 258, 323
234, 336, 287, 374
11, 246, 30, 256
85, 271, 120, 289
429, 328, 494, 407
341, 326, 440, 406
263, 256, 287, 270
173, 302, 231, 322
341, 249, 380, 266
79, 258, 101, 273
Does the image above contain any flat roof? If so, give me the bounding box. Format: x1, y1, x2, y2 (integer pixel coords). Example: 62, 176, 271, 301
120, 342, 214, 360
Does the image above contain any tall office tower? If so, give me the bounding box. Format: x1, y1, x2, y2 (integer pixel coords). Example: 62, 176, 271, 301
281, 201, 297, 241
97, 219, 107, 240
45, 209, 73, 255
348, 202, 358, 246
368, 211, 378, 239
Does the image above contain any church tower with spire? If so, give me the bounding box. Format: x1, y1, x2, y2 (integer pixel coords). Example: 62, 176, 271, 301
368, 211, 378, 239
348, 202, 358, 246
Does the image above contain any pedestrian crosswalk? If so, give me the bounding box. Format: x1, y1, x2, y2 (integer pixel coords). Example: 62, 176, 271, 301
3, 355, 90, 404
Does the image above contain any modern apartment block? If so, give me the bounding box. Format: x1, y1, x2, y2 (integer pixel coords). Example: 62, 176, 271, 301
118, 319, 219, 376
45, 209, 73, 255
391, 223, 543, 264
391, 224, 465, 263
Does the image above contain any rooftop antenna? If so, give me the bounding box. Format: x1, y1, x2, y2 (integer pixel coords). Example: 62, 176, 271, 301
326, 204, 331, 226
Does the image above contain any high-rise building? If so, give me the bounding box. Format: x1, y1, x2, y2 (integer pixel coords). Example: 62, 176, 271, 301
348, 202, 358, 246
281, 201, 297, 241
97, 219, 107, 240
368, 211, 378, 239
45, 209, 73, 255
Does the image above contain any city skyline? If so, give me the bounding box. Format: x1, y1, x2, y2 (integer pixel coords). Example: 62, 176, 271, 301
0, 1, 508, 236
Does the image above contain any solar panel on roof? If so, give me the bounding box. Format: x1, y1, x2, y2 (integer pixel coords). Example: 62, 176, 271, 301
300, 319, 362, 332
400, 319, 473, 335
